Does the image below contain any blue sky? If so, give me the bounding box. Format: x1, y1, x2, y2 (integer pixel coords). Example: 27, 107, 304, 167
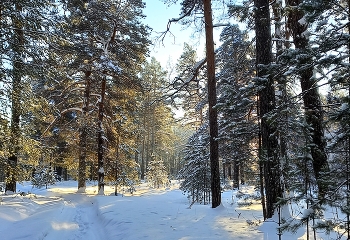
142, 0, 207, 69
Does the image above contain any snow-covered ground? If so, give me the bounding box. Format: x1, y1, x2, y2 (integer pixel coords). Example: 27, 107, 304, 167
0, 181, 346, 240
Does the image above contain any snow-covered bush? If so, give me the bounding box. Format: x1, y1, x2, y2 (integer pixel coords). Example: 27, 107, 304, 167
114, 174, 138, 194
109, 156, 140, 195
31, 165, 57, 189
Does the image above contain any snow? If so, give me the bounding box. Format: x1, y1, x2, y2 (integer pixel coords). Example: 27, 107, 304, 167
301, 208, 314, 218
298, 17, 307, 26
341, 102, 348, 110
0, 181, 346, 239
301, 30, 311, 39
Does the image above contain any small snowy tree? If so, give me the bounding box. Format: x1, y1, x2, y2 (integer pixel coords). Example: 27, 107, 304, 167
31, 165, 57, 189
112, 156, 140, 195
146, 156, 169, 189
178, 125, 211, 205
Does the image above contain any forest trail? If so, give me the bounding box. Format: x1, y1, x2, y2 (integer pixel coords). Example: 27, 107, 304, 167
98, 187, 265, 240
0, 182, 271, 240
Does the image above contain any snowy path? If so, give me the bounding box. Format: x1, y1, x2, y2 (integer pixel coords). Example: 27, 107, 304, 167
0, 193, 110, 240
98, 187, 265, 240
4, 182, 324, 240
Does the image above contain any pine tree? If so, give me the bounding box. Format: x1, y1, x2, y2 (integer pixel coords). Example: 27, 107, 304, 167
216, 24, 257, 189
305, 0, 350, 235
202, 0, 221, 208
163, 0, 221, 207
43, 0, 150, 192
138, 58, 169, 180
285, 0, 329, 198
254, 0, 282, 219
0, 0, 59, 192
174, 43, 206, 129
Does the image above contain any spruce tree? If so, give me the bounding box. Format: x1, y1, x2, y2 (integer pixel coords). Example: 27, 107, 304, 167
178, 124, 211, 205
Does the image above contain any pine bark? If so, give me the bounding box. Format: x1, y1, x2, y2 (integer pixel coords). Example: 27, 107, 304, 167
78, 70, 91, 191
97, 77, 106, 194
347, 1, 350, 237
114, 135, 120, 196
203, 0, 221, 208
254, 0, 282, 219
286, 0, 329, 197
140, 106, 147, 180
273, 0, 289, 190
233, 160, 239, 189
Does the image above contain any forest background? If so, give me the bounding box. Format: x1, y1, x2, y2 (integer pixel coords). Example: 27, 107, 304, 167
1, 0, 350, 237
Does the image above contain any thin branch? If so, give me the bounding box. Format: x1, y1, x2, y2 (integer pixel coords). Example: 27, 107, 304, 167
158, 2, 197, 44
40, 107, 83, 138
163, 56, 207, 101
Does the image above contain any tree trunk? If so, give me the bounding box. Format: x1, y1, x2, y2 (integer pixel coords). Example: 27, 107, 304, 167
140, 107, 147, 180
203, 0, 221, 208
144, 93, 151, 179
146, 110, 151, 174
233, 160, 239, 189
151, 98, 156, 157
347, 1, 350, 237
258, 116, 267, 219
240, 164, 245, 185
97, 77, 106, 194
254, 0, 282, 219
141, 134, 146, 180
273, 0, 289, 191
222, 162, 226, 185
78, 70, 91, 191
228, 164, 232, 179
114, 135, 120, 196
6, 3, 24, 193
286, 0, 329, 197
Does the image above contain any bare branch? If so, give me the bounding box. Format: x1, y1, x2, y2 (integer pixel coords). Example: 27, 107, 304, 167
163, 56, 207, 102
40, 107, 84, 138
158, 2, 197, 44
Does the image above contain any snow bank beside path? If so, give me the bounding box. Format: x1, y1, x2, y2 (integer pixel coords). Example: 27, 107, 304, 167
0, 183, 110, 240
